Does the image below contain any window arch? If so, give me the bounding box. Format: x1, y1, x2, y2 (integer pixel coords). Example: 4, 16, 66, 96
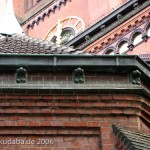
44, 16, 85, 44
132, 32, 143, 45
118, 41, 128, 54
105, 49, 115, 55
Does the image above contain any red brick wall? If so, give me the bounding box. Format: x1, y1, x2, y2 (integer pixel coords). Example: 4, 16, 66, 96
20, 0, 126, 39
0, 93, 149, 150
127, 38, 150, 55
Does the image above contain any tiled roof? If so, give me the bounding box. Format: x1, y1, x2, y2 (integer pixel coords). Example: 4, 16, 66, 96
112, 125, 150, 150
0, 34, 82, 54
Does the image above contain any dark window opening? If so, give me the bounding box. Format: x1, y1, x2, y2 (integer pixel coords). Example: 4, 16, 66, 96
51, 27, 75, 44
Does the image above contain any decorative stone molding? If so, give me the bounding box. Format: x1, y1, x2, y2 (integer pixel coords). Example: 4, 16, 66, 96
133, 2, 138, 9
73, 68, 85, 84
16, 67, 27, 83
115, 37, 130, 53
117, 14, 122, 20
23, 0, 72, 27
144, 21, 150, 31
129, 28, 144, 41
85, 35, 90, 41
100, 24, 105, 30
103, 46, 115, 54
129, 70, 141, 85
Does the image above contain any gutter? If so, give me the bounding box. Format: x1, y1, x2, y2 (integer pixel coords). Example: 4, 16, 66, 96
0, 55, 149, 79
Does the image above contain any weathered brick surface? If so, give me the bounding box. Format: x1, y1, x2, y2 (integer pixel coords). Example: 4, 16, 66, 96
0, 93, 149, 149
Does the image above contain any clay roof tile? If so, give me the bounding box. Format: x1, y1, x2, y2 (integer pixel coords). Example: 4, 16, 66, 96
0, 34, 82, 55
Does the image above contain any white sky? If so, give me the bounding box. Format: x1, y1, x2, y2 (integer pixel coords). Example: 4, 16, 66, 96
0, 0, 23, 35
0, 0, 7, 21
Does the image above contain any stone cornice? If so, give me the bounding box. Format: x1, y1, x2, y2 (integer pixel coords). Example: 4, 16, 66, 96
0, 55, 149, 80
0, 55, 149, 99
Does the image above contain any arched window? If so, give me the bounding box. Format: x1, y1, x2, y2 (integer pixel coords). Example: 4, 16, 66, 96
44, 16, 85, 43
147, 25, 150, 37
132, 32, 143, 45
60, 28, 75, 44
105, 49, 114, 55
118, 41, 128, 54
51, 27, 75, 44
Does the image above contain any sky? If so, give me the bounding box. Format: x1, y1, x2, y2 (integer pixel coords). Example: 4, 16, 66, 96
0, 0, 7, 21
0, 0, 23, 34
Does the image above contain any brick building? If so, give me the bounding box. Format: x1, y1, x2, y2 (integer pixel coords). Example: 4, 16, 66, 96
13, 0, 150, 60
0, 0, 149, 150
